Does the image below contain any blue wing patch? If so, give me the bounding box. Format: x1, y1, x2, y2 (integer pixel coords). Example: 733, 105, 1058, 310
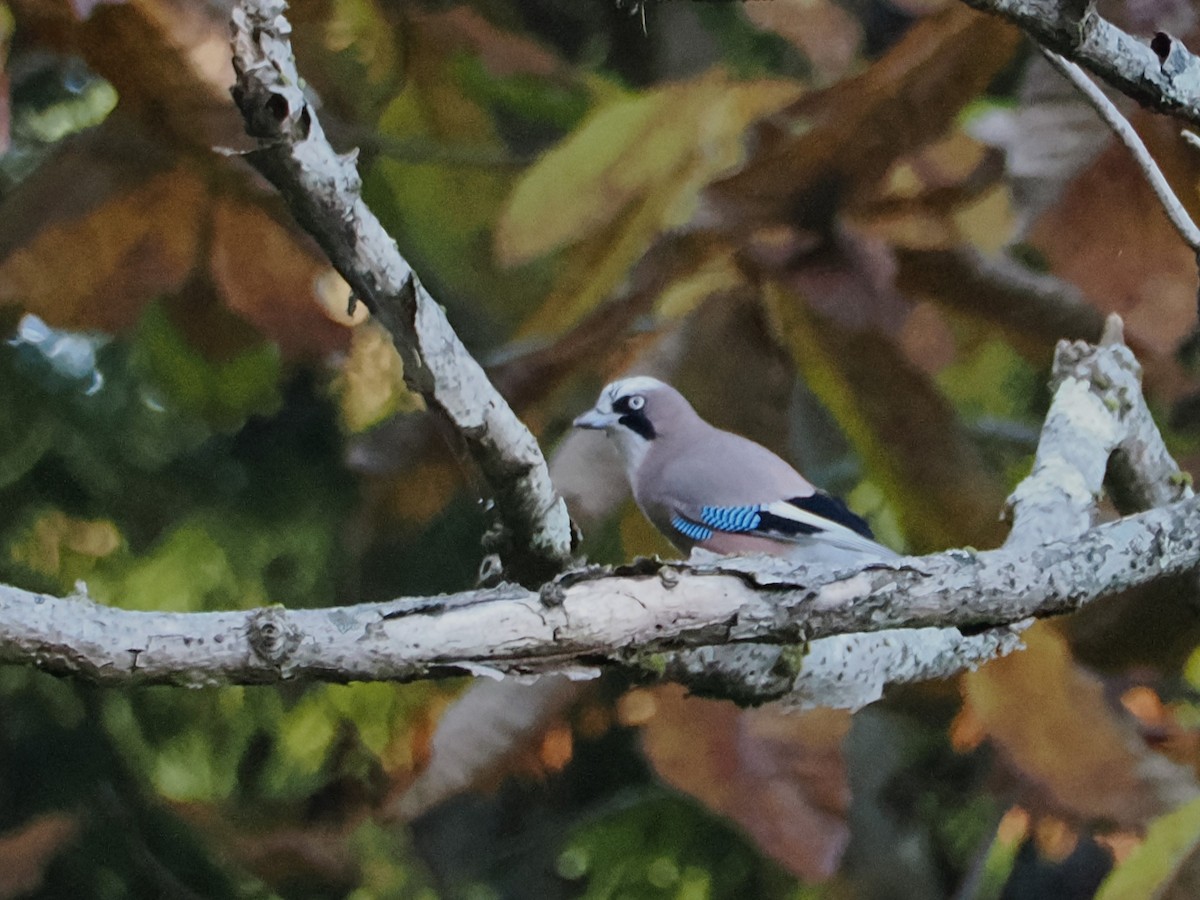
674, 496, 870, 543
699, 504, 762, 532
673, 505, 767, 543
671, 516, 713, 542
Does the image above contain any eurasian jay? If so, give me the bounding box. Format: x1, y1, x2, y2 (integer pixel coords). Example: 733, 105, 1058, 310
573, 376, 897, 565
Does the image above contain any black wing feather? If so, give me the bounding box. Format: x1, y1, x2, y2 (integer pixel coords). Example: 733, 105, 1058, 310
785, 492, 875, 539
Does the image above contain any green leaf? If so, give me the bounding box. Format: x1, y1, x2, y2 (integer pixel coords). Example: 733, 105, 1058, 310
130, 303, 281, 431
1097, 796, 1200, 900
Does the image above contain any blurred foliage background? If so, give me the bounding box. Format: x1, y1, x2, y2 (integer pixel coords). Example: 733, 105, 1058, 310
3, 0, 1200, 897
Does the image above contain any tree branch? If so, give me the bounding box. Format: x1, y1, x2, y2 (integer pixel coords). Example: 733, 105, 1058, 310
0, 2, 1190, 707
227, 0, 574, 586
0, 312, 1195, 705
0, 489, 1195, 690
958, 0, 1200, 129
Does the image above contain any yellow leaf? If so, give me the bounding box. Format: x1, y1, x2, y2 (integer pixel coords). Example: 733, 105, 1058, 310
335, 319, 422, 433
1096, 796, 1200, 900
497, 74, 801, 335
499, 74, 801, 265
9, 510, 122, 582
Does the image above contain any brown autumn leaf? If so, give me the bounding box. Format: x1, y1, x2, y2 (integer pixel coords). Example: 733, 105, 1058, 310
407, 5, 564, 79
703, 6, 1021, 232
852, 100, 1113, 370
0, 812, 79, 900
0, 150, 199, 332
1028, 113, 1198, 400
209, 193, 357, 357
963, 624, 1200, 829
208, 819, 360, 890
2, 0, 360, 358
639, 684, 851, 881
743, 0, 862, 85
759, 228, 1009, 551
0, 114, 351, 358
10, 0, 248, 152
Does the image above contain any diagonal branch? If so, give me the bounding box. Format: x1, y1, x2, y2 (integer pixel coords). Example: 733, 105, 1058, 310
227, 0, 574, 586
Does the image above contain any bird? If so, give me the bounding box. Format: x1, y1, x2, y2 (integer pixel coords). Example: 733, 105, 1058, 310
573, 376, 897, 566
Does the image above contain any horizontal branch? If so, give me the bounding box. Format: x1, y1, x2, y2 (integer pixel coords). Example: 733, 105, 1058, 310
656, 623, 1031, 709
1, 493, 1195, 688
228, 0, 574, 585
0, 319, 1189, 707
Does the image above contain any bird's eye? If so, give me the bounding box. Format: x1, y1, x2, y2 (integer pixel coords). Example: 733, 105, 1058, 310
627, 394, 645, 411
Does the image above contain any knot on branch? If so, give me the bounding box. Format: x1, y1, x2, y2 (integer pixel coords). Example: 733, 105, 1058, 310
229, 1, 313, 143
1051, 314, 1140, 404
538, 562, 615, 607
248, 607, 301, 666
1151, 32, 1199, 81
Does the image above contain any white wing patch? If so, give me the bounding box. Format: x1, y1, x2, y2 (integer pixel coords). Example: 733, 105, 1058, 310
759, 500, 895, 557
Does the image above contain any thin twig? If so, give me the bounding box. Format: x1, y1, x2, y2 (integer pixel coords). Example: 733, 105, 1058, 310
1042, 48, 1200, 253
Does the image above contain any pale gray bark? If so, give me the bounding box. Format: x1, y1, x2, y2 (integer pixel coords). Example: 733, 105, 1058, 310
959, 0, 1200, 128
1, 315, 1193, 706
0, 487, 1194, 690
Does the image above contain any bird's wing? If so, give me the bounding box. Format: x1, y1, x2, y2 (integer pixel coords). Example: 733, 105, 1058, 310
669, 492, 893, 558
636, 426, 895, 559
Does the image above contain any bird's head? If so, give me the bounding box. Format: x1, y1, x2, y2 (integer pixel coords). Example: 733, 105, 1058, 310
573, 376, 695, 473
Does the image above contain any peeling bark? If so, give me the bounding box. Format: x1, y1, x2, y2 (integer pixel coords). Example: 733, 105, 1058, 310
0, 490, 1195, 694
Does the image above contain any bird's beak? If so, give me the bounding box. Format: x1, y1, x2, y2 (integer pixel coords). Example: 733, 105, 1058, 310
573, 408, 618, 430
